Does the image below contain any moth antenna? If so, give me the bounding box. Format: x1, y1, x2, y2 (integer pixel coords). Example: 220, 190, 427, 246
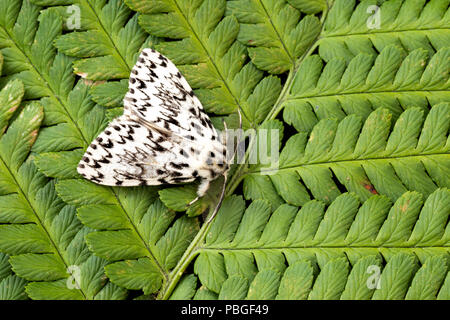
237, 107, 242, 132
221, 118, 228, 145
207, 108, 242, 223
206, 172, 228, 223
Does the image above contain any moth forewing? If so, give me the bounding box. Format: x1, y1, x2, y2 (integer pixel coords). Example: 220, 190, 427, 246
77, 48, 229, 200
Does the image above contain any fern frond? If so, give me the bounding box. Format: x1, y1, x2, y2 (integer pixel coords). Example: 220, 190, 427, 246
0, 52, 28, 301
54, 187, 199, 295
1, 0, 193, 297
0, 1, 99, 164
125, 0, 282, 127
54, 178, 200, 295
319, 0, 450, 62
171, 189, 449, 299
0, 0, 446, 301
0, 253, 27, 300
246, 103, 449, 207
226, 0, 321, 73
287, 0, 328, 14
0, 76, 126, 300
49, 0, 148, 80
32, 0, 153, 108
281, 46, 449, 133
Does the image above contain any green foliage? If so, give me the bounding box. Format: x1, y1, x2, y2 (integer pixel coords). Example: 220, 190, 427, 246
0, 77, 125, 299
227, 0, 321, 73
176, 190, 449, 299
283, 46, 450, 132
50, 0, 154, 108
245, 103, 449, 207
319, 0, 450, 62
0, 253, 27, 300
0, 0, 449, 300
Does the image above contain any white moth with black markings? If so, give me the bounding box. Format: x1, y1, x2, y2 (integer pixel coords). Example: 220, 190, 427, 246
77, 49, 232, 219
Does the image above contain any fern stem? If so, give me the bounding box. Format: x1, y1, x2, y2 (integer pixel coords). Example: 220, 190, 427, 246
249, 153, 449, 175
158, 219, 213, 299
264, 3, 330, 122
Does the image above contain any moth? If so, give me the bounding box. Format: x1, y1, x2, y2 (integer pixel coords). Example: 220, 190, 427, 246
77, 48, 236, 220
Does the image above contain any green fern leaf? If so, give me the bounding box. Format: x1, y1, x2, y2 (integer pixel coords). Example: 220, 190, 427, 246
0, 76, 127, 300
245, 103, 449, 206
287, 0, 328, 14
52, 0, 148, 80
56, 180, 199, 294
282, 46, 449, 133
35, 0, 156, 109
227, 0, 321, 73
169, 187, 449, 299
0, 253, 28, 300
319, 0, 450, 62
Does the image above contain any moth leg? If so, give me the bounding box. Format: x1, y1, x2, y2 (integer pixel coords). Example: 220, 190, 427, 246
188, 179, 210, 206
187, 196, 199, 206
197, 179, 210, 198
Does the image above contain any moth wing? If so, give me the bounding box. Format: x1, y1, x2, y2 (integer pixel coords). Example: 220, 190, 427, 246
77, 115, 199, 186
123, 48, 219, 142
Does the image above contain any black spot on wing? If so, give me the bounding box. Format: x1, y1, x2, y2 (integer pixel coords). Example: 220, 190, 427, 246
98, 157, 110, 164
165, 116, 180, 127
99, 139, 114, 149
137, 78, 147, 89
158, 177, 167, 184
89, 161, 101, 169
170, 162, 189, 170
189, 107, 197, 116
